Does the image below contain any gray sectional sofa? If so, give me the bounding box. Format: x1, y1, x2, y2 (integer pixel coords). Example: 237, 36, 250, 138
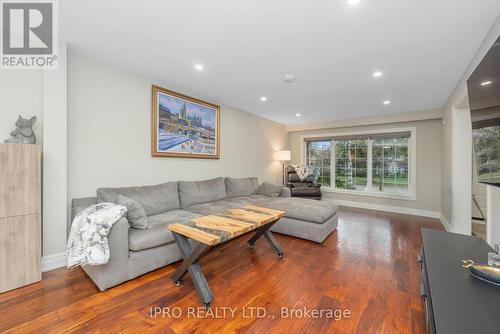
70, 177, 338, 291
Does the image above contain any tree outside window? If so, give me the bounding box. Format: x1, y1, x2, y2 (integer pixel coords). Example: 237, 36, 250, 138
372, 138, 409, 194
305, 140, 332, 187
335, 139, 368, 190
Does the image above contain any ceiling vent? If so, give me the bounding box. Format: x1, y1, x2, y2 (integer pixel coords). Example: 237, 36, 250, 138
284, 74, 296, 83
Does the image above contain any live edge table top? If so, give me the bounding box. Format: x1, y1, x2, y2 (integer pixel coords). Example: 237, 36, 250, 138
168, 205, 285, 246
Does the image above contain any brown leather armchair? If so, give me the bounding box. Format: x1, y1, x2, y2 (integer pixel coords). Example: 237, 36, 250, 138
286, 166, 322, 200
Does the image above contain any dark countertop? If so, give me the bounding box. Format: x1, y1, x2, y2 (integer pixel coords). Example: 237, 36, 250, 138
422, 228, 500, 334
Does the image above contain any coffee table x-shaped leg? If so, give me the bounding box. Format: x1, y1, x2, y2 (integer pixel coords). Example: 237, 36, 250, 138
171, 219, 283, 309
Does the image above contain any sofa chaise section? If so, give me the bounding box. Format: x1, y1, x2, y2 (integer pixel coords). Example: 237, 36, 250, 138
128, 210, 201, 251
177, 177, 338, 243
226, 196, 338, 243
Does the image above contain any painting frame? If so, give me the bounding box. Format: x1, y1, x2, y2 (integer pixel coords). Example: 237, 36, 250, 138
151, 85, 220, 159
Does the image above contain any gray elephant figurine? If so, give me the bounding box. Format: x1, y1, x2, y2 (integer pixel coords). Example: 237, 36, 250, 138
4, 115, 37, 144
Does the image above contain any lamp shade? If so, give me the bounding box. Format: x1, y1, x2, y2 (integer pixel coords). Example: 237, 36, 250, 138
275, 150, 291, 161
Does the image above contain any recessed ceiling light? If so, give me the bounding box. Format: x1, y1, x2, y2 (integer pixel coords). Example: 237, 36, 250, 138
296, 113, 301, 117
260, 96, 268, 102
346, 0, 360, 6
481, 80, 493, 86
194, 64, 203, 71
383, 100, 391, 105
373, 71, 383, 78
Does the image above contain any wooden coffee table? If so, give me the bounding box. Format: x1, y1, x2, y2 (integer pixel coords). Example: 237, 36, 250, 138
168, 205, 285, 308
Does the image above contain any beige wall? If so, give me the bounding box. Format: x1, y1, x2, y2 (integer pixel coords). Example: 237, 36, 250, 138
0, 71, 43, 144
67, 52, 288, 202
42, 43, 68, 259
289, 119, 443, 213
441, 103, 453, 222
286, 109, 443, 132
0, 46, 68, 262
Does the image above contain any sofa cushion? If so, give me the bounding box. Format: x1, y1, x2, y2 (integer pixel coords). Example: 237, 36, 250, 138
227, 194, 271, 207
225, 177, 259, 198
290, 182, 315, 188
97, 182, 179, 216
116, 195, 149, 229
128, 210, 200, 251
290, 186, 322, 198
178, 177, 227, 208
265, 198, 337, 224
184, 199, 243, 216
258, 181, 282, 197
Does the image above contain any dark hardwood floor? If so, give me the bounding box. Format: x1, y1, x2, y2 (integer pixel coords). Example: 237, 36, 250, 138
0, 207, 444, 334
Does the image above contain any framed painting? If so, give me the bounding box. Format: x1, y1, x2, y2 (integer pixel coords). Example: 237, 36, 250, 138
151, 85, 220, 159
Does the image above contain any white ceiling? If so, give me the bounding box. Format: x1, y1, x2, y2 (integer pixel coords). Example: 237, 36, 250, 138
60, 0, 500, 125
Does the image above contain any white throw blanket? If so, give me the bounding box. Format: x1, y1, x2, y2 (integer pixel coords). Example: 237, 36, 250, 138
66, 203, 127, 268
292, 165, 317, 181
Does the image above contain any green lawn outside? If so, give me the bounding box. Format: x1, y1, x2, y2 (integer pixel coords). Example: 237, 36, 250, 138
335, 176, 408, 185
478, 171, 500, 182
316, 176, 409, 189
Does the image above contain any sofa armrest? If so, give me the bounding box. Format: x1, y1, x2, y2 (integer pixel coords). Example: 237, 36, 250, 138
106, 217, 130, 261
280, 186, 291, 197
70, 197, 98, 239
82, 216, 131, 291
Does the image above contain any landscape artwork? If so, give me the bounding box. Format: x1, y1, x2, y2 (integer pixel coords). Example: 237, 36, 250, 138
151, 85, 220, 158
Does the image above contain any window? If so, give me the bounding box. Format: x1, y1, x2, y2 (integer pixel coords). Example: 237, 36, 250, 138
335, 139, 368, 191
372, 137, 409, 194
305, 140, 332, 187
303, 129, 415, 199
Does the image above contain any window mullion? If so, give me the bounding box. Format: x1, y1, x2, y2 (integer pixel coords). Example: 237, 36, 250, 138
331, 139, 335, 189
367, 139, 373, 191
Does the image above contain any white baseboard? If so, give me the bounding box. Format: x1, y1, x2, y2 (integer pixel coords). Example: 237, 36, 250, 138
440, 213, 452, 232
332, 199, 441, 219
42, 252, 67, 272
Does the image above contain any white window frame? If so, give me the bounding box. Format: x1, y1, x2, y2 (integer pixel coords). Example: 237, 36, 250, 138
301, 127, 417, 201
